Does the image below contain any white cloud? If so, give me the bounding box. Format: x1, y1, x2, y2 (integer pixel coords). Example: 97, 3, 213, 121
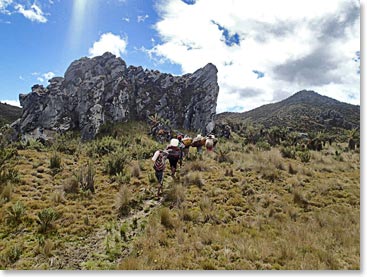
1, 99, 20, 107
137, 14, 149, 23
33, 71, 56, 84
122, 17, 130, 22
89, 32, 127, 57
0, 0, 11, 11
152, 0, 360, 112
43, 71, 55, 80
15, 3, 48, 23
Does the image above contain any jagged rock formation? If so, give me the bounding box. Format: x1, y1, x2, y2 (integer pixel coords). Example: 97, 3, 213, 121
15, 52, 219, 140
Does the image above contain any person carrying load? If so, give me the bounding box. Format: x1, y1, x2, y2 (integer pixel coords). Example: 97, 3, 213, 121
205, 134, 217, 151
177, 135, 186, 166
181, 135, 192, 159
166, 138, 181, 177
191, 134, 206, 154
152, 149, 169, 197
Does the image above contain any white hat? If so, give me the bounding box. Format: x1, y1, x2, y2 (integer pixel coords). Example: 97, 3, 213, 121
170, 138, 179, 147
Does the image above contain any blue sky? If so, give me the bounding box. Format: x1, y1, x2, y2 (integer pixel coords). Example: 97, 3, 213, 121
0, 0, 361, 113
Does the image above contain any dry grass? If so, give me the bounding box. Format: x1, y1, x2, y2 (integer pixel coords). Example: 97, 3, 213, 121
0, 126, 359, 270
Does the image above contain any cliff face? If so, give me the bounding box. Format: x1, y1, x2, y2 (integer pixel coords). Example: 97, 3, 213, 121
17, 52, 219, 140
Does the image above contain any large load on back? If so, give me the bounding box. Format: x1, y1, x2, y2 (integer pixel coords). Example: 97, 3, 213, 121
191, 134, 206, 147
166, 138, 181, 159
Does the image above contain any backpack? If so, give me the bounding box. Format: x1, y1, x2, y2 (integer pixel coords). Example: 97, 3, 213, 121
167, 146, 180, 159
154, 152, 165, 171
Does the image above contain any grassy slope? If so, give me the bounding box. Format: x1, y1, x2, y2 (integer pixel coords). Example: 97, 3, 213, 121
0, 123, 360, 269
0, 103, 22, 127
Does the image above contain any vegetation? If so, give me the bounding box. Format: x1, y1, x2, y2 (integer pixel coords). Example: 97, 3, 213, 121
0, 121, 360, 270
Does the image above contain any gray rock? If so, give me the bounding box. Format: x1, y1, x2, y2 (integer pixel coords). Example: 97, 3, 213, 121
16, 52, 219, 140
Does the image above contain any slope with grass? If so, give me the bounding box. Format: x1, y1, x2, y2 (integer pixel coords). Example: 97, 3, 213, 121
0, 102, 22, 127
216, 90, 360, 134
0, 122, 360, 269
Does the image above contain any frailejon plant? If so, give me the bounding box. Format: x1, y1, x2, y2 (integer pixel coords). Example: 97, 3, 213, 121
49, 151, 61, 170
6, 201, 26, 226
36, 208, 60, 233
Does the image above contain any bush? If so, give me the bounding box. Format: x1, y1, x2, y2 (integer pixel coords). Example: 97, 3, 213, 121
130, 163, 141, 178
256, 140, 271, 151
74, 161, 95, 193
63, 176, 80, 194
215, 147, 233, 163
36, 208, 60, 233
54, 133, 79, 155
0, 168, 19, 185
6, 201, 26, 225
51, 190, 66, 204
298, 151, 311, 163
280, 146, 296, 159
105, 149, 128, 176
160, 207, 174, 229
50, 152, 61, 170
183, 172, 204, 188
116, 185, 132, 217
0, 182, 13, 203
1, 244, 23, 265
0, 146, 17, 168
93, 136, 121, 157
166, 184, 185, 207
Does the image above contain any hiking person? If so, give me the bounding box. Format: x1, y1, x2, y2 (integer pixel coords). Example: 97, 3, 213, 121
192, 134, 205, 154
177, 135, 185, 166
152, 149, 168, 197
166, 138, 181, 177
181, 135, 192, 160
205, 134, 217, 151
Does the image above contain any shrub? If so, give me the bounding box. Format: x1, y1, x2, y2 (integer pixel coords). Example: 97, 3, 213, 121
215, 147, 233, 163
63, 176, 80, 194
160, 207, 174, 229
256, 140, 271, 151
130, 163, 141, 178
0, 168, 19, 184
166, 184, 185, 207
2, 244, 23, 265
199, 196, 215, 223
50, 152, 61, 170
116, 185, 132, 217
293, 191, 309, 208
288, 163, 298, 175
54, 133, 79, 155
120, 223, 129, 242
0, 182, 13, 203
6, 201, 26, 225
51, 190, 66, 204
0, 146, 17, 168
298, 151, 311, 163
183, 172, 204, 188
105, 149, 128, 176
280, 146, 296, 159
36, 208, 60, 233
75, 161, 95, 193
94, 136, 121, 156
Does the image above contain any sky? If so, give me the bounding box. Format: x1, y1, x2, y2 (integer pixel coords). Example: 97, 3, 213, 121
0, 0, 361, 113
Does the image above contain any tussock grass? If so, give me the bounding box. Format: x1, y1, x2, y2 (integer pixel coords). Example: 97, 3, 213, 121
0, 123, 359, 270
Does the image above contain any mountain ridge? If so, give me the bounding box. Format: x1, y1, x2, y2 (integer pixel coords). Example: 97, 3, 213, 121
216, 90, 360, 134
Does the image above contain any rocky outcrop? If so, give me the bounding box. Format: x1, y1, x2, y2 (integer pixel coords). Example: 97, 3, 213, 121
17, 52, 219, 140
